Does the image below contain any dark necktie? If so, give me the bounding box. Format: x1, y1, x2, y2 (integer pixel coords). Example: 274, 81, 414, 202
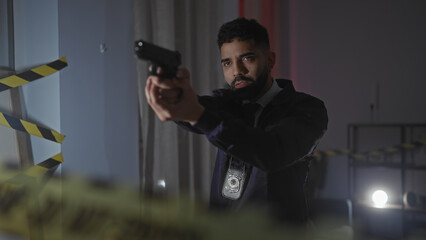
242, 102, 260, 127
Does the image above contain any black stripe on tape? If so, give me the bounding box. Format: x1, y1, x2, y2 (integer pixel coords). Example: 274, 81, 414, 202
0, 83, 10, 92
38, 127, 56, 142
47, 59, 68, 70
38, 159, 61, 169
3, 114, 25, 132
16, 70, 43, 82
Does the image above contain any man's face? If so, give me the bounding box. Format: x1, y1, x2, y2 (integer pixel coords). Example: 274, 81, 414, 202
220, 39, 275, 100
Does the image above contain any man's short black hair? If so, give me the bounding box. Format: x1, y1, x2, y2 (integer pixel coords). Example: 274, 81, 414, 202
217, 18, 270, 51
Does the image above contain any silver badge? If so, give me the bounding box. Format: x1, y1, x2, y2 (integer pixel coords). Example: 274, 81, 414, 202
222, 162, 246, 200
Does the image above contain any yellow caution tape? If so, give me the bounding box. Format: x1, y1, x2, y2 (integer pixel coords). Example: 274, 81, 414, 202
402, 143, 416, 149
0, 57, 67, 143
5, 153, 63, 186
324, 150, 336, 156
0, 58, 67, 196
0, 57, 67, 92
313, 140, 426, 160
312, 152, 320, 158
0, 112, 64, 143
0, 166, 318, 240
352, 153, 365, 160
368, 150, 381, 156
385, 147, 399, 153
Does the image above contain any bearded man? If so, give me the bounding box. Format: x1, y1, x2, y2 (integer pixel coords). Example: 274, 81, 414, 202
145, 17, 328, 225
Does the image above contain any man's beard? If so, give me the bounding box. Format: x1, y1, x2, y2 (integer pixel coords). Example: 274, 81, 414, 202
230, 67, 269, 101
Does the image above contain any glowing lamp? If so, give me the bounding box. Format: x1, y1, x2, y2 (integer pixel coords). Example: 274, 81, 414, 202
372, 190, 388, 208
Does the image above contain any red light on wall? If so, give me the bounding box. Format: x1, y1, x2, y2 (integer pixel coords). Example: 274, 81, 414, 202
239, 0, 245, 17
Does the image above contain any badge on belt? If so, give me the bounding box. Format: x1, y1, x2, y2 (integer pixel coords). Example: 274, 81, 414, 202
222, 158, 246, 200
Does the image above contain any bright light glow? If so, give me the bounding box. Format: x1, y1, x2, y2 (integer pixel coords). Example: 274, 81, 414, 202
372, 190, 388, 207
157, 179, 166, 188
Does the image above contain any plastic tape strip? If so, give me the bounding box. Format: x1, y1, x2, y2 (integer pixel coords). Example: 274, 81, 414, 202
0, 57, 67, 188
5, 153, 64, 186
313, 139, 426, 160
0, 57, 68, 143
0, 57, 67, 92
0, 112, 64, 143
0, 166, 303, 240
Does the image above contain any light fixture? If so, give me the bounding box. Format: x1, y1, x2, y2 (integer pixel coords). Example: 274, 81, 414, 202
157, 179, 166, 188
372, 190, 388, 208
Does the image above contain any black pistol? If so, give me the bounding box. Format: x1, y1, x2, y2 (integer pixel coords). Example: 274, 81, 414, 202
134, 40, 181, 79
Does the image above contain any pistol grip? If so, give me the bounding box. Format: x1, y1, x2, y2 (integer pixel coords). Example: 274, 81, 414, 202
149, 63, 160, 76
149, 63, 176, 79
149, 63, 183, 99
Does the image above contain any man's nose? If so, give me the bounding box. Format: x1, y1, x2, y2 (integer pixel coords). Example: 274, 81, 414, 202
233, 61, 248, 77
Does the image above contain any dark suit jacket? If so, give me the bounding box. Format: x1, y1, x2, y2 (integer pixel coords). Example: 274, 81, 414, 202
177, 79, 328, 224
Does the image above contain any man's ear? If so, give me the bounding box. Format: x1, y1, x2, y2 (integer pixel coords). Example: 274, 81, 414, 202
267, 51, 276, 71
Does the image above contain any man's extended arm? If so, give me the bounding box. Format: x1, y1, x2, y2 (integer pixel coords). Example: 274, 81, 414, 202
145, 69, 327, 173
185, 93, 328, 173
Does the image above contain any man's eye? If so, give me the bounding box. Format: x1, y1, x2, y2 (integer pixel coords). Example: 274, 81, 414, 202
223, 61, 231, 67
243, 56, 254, 61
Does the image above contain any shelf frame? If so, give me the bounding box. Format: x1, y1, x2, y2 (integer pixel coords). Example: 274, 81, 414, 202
347, 123, 426, 238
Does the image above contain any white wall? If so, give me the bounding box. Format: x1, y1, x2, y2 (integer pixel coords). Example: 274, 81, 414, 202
0, 0, 17, 165
58, 0, 139, 182
0, 1, 17, 165
0, 89, 19, 164
0, 0, 11, 67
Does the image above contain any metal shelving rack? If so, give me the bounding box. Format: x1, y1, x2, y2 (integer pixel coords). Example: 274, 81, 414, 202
347, 123, 426, 238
